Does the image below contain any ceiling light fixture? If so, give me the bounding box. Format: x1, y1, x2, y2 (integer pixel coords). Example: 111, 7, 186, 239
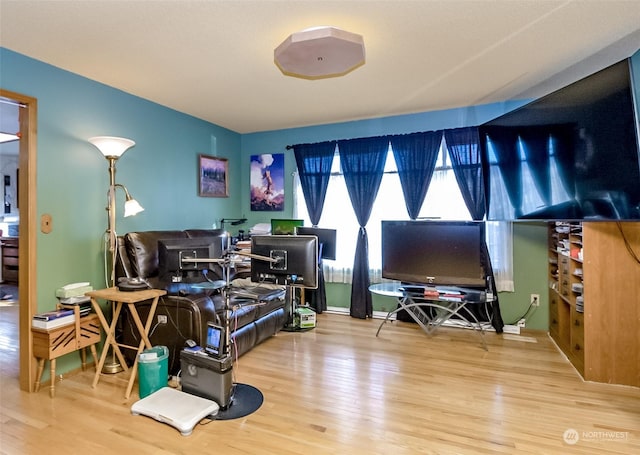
274, 26, 365, 80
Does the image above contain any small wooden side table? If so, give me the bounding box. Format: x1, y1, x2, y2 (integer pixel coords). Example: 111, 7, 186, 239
32, 307, 100, 398
86, 287, 166, 399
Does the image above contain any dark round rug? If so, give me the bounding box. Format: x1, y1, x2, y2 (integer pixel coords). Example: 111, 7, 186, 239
211, 383, 263, 420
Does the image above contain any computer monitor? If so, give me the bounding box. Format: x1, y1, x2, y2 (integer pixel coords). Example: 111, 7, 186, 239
270, 219, 304, 235
204, 322, 226, 358
158, 235, 228, 281
250, 235, 318, 288
295, 226, 337, 260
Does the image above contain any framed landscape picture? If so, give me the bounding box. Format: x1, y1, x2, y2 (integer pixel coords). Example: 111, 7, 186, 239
199, 154, 229, 197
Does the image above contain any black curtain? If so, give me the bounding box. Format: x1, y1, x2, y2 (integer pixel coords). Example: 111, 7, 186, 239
444, 127, 486, 220
390, 131, 442, 219
444, 126, 503, 332
292, 141, 336, 313
293, 141, 336, 226
338, 136, 389, 319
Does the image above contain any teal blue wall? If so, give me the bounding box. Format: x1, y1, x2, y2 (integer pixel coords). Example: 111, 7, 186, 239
498, 222, 549, 327
0, 48, 244, 307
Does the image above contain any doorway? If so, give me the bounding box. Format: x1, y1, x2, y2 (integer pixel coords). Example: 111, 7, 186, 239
0, 89, 37, 392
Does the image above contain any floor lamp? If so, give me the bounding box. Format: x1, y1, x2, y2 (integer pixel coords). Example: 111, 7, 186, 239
89, 136, 144, 373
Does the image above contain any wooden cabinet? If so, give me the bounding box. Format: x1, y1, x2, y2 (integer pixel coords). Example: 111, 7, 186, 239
548, 222, 584, 374
548, 221, 640, 387
1, 237, 18, 284
32, 307, 100, 397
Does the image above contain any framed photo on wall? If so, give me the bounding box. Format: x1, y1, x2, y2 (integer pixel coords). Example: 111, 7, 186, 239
199, 154, 229, 198
250, 153, 284, 211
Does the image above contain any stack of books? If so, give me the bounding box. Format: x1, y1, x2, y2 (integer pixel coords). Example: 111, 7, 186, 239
55, 282, 93, 316
32, 308, 75, 330
32, 282, 95, 330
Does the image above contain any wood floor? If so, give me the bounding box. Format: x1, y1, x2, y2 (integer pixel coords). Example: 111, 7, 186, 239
1, 303, 639, 454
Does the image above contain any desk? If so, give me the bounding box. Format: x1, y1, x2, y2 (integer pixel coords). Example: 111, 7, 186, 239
86, 287, 166, 399
371, 282, 488, 350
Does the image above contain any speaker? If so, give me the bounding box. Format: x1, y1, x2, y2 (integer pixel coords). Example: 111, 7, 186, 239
180, 350, 233, 409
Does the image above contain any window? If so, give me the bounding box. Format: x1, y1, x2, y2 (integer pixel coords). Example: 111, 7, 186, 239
294, 140, 513, 291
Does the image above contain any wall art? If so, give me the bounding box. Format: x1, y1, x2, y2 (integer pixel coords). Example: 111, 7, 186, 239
250, 153, 284, 211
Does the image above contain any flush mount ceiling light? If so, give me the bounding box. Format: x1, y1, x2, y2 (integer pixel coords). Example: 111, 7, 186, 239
274, 26, 365, 79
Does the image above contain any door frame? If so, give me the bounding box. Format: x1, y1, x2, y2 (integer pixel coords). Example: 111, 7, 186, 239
0, 89, 37, 392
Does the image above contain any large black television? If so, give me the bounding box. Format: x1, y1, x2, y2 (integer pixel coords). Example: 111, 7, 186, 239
479, 58, 640, 221
295, 226, 337, 260
158, 235, 228, 280
250, 235, 318, 288
381, 220, 486, 287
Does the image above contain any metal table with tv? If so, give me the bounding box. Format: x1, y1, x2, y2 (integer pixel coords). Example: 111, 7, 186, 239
371, 282, 491, 350
374, 219, 505, 348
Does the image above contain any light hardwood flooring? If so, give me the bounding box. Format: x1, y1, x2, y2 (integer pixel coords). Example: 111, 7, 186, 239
1, 304, 639, 454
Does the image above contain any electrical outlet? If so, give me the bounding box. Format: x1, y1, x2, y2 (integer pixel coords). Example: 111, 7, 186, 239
531, 294, 540, 307
503, 324, 521, 334
517, 318, 526, 328
157, 315, 167, 324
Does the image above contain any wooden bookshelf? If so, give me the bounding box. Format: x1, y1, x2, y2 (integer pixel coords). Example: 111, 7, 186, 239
548, 221, 640, 387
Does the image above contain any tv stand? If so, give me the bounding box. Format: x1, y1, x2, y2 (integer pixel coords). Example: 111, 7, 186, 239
370, 283, 489, 350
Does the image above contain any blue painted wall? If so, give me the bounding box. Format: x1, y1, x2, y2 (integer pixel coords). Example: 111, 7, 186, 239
0, 48, 244, 311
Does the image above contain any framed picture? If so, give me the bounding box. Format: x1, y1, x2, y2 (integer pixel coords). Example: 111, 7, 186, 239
250, 153, 284, 211
199, 154, 229, 198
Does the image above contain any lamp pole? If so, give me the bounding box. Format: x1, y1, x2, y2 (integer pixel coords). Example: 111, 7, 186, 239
106, 156, 118, 285
89, 136, 140, 374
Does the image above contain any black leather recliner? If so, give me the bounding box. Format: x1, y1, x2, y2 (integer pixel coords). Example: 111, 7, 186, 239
115, 229, 286, 374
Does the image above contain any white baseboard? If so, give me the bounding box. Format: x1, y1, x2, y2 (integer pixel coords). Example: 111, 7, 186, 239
326, 306, 495, 331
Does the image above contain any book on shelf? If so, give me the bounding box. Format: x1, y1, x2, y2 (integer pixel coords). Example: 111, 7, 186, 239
32, 308, 75, 321
31, 314, 75, 330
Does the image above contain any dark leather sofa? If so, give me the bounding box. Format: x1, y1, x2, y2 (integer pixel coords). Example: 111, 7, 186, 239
115, 229, 286, 374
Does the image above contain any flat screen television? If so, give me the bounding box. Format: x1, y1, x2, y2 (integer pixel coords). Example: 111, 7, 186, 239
479, 58, 640, 220
270, 218, 304, 235
158, 235, 228, 280
295, 226, 337, 260
250, 235, 318, 288
381, 220, 486, 287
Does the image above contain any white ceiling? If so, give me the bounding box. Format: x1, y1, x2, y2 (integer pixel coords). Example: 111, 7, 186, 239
1, 0, 640, 135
